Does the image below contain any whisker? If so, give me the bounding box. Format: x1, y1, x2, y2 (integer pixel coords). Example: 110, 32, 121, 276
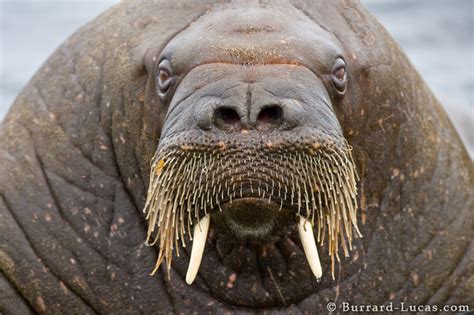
143, 135, 360, 279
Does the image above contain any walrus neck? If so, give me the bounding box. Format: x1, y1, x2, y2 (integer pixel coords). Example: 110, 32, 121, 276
0, 56, 169, 311
352, 119, 473, 305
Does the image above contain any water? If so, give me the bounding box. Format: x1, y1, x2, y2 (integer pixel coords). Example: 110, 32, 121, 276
0, 0, 116, 114
1, 0, 472, 155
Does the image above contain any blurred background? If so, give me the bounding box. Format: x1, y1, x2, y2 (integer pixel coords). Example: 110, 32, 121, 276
0, 0, 472, 156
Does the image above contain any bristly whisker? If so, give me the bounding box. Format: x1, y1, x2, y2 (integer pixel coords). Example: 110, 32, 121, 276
143, 133, 360, 279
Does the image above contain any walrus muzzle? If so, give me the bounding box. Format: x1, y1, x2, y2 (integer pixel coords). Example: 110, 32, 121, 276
143, 129, 361, 284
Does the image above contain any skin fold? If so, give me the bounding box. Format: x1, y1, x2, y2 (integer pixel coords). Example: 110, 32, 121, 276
0, 0, 472, 313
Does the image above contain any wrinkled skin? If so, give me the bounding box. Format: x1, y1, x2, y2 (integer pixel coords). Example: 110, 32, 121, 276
0, 0, 472, 313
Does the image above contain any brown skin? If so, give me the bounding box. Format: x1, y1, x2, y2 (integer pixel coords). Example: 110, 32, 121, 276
0, 0, 472, 313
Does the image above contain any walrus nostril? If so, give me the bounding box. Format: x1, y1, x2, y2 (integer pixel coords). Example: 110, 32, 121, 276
256, 105, 283, 129
213, 107, 241, 131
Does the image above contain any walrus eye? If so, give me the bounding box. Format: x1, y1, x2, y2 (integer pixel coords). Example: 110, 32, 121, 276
331, 58, 347, 95
157, 59, 173, 96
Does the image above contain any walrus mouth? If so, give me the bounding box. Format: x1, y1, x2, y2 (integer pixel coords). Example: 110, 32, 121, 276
143, 130, 361, 284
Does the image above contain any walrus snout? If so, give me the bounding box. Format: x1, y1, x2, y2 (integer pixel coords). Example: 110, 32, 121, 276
213, 104, 284, 132
162, 63, 330, 138
144, 130, 360, 283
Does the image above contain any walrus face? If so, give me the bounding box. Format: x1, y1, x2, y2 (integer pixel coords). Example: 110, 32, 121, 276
144, 4, 360, 306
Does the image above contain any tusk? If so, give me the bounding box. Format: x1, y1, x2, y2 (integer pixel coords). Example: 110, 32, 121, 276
185, 215, 210, 285
297, 216, 323, 280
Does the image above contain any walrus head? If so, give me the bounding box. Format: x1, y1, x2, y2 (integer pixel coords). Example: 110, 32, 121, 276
2, 0, 472, 312
143, 3, 361, 303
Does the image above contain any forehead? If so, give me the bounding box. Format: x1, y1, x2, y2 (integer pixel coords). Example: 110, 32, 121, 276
161, 3, 343, 74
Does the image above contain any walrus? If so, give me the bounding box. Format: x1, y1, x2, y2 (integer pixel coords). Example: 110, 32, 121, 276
0, 0, 472, 313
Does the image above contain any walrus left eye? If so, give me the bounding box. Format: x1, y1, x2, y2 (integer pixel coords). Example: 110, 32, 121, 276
331, 58, 347, 95
157, 59, 173, 96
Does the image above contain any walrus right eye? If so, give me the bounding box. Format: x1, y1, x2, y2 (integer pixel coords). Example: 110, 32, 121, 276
331, 57, 347, 95
157, 59, 173, 96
